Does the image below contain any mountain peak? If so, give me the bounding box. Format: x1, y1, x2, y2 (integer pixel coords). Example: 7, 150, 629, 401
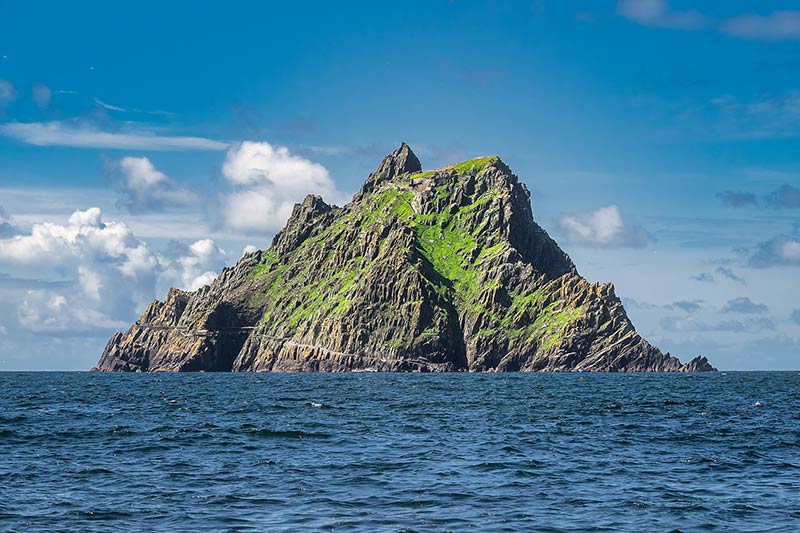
377, 142, 422, 178
358, 143, 422, 196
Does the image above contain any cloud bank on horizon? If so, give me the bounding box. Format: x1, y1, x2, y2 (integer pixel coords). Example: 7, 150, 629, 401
0, 0, 798, 370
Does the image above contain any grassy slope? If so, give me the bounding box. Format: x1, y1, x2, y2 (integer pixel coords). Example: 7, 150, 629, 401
247, 156, 582, 359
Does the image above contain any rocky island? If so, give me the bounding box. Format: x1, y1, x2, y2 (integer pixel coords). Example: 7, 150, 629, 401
94, 144, 714, 373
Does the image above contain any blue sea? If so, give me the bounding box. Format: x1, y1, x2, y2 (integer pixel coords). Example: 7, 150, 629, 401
1, 372, 798, 532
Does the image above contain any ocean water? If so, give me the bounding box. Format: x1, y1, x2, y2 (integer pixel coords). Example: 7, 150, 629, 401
1, 372, 798, 532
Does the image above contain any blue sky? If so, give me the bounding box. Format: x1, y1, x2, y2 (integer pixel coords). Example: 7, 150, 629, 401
0, 0, 798, 370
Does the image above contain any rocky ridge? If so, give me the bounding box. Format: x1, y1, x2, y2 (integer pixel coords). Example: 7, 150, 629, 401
94, 144, 715, 372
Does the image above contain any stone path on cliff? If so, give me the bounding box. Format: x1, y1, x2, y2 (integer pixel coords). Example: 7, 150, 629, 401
132, 323, 436, 369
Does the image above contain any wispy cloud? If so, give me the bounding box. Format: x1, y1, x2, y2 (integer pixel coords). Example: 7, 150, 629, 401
0, 79, 16, 116
617, 0, 705, 30
721, 297, 769, 314
660, 315, 775, 333
32, 83, 52, 111
94, 97, 174, 117
716, 183, 800, 209
721, 11, 800, 41
619, 3, 800, 42
710, 91, 800, 139
692, 272, 715, 283
94, 98, 127, 112
766, 184, 800, 209
716, 266, 746, 284
0, 121, 228, 151
690, 267, 746, 284
716, 190, 757, 208
671, 299, 703, 313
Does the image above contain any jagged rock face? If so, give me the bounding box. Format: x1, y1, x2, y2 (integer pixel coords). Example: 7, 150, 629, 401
94, 144, 716, 373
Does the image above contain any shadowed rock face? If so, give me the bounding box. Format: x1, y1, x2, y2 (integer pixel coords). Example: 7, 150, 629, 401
94, 144, 716, 373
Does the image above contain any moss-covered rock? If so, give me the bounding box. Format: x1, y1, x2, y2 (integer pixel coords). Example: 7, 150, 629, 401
94, 144, 715, 373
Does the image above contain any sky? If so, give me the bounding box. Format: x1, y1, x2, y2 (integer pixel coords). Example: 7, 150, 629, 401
0, 0, 798, 370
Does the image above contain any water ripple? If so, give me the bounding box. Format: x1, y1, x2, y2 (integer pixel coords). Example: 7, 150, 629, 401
0, 371, 798, 531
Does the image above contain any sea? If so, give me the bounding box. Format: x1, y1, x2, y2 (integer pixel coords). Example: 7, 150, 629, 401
1, 372, 798, 532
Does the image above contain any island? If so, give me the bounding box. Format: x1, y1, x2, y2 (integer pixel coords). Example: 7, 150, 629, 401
94, 144, 715, 373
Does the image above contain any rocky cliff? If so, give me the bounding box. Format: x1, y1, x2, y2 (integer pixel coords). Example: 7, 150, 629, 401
94, 144, 715, 373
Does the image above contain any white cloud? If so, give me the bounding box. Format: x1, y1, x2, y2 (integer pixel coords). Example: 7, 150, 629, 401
162, 238, 227, 291
94, 97, 175, 118
721, 11, 800, 41
559, 205, 653, 248
618, 4, 800, 42
749, 235, 800, 268
242, 244, 259, 256
0, 208, 159, 330
0, 207, 228, 332
18, 291, 127, 332
94, 98, 127, 112
617, 0, 705, 30
0, 121, 228, 151
220, 141, 348, 233
32, 83, 52, 111
115, 156, 198, 213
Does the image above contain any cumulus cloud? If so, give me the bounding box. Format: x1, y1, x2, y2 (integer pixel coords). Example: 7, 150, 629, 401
18, 291, 127, 333
0, 208, 158, 330
114, 156, 199, 213
558, 205, 653, 248
748, 235, 800, 268
242, 244, 259, 256
792, 309, 800, 325
716, 190, 757, 208
0, 121, 228, 151
161, 239, 227, 291
32, 83, 52, 111
0, 207, 227, 332
220, 141, 348, 233
721, 11, 800, 41
721, 297, 769, 315
0, 206, 17, 238
617, 0, 705, 30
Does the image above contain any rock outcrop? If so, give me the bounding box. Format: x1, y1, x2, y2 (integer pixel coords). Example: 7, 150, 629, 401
94, 144, 715, 373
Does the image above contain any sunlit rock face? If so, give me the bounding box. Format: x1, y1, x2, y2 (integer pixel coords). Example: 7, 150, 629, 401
94, 144, 715, 373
